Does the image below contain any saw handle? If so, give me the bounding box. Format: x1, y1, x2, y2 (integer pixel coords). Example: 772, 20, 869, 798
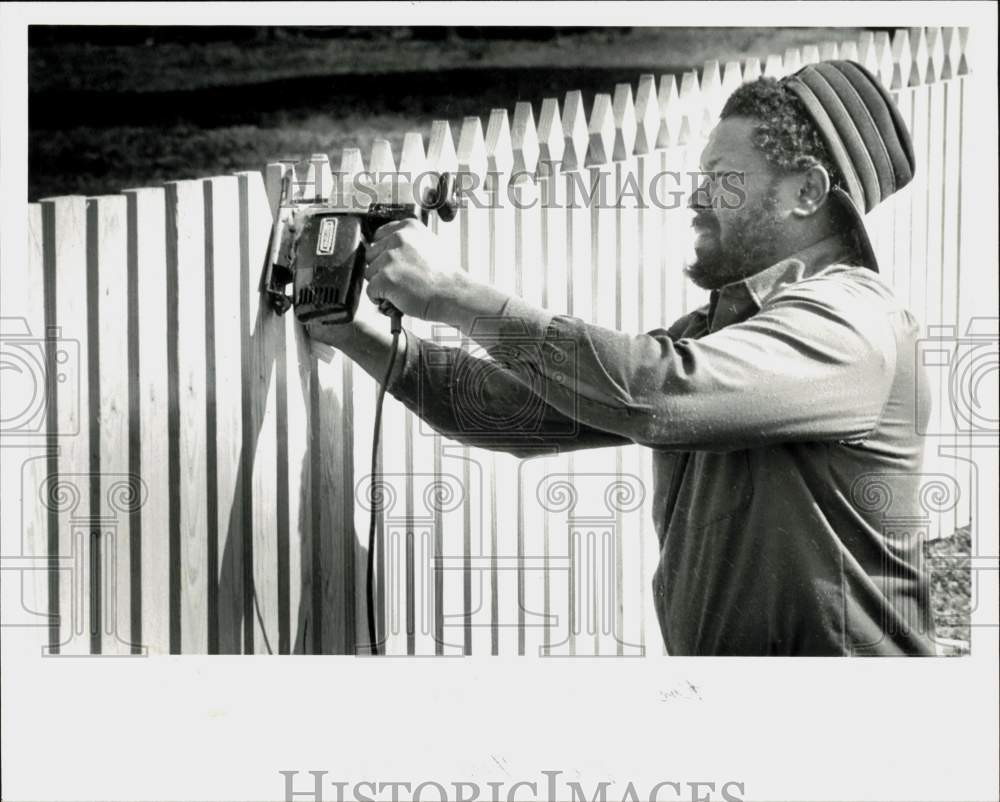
372, 172, 460, 331
377, 300, 404, 333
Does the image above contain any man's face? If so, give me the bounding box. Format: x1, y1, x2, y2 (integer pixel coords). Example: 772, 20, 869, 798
685, 116, 789, 291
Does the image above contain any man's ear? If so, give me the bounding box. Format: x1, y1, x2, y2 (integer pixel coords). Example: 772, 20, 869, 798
791, 164, 831, 217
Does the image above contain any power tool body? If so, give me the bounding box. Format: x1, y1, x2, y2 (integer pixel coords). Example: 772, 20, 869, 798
262, 172, 458, 327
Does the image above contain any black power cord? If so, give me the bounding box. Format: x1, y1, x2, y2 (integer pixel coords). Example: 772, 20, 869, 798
367, 310, 403, 655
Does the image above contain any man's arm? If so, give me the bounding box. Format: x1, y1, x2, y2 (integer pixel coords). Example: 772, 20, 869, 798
364, 220, 898, 452
308, 318, 631, 459
462, 278, 899, 452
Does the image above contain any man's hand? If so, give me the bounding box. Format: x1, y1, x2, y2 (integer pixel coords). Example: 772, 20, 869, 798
364, 219, 475, 325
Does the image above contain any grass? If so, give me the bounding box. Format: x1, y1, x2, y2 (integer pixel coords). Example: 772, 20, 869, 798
925, 525, 972, 653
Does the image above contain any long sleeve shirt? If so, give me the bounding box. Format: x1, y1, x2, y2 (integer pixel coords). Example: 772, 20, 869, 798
387, 234, 937, 656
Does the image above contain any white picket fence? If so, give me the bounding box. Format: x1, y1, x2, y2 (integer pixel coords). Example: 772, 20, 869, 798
4, 27, 989, 656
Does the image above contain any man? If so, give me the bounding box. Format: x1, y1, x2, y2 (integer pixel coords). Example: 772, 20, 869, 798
308, 60, 938, 656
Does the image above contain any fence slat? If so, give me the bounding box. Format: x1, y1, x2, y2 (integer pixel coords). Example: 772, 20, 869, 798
164, 181, 210, 654
910, 27, 930, 87
485, 107, 521, 655
888, 30, 912, 309
924, 28, 950, 542
551, 90, 594, 655
368, 139, 414, 656
801, 44, 820, 66
123, 188, 170, 654
675, 71, 699, 146
658, 85, 688, 329
535, 97, 568, 655
635, 73, 664, 658
88, 195, 133, 654
510, 101, 547, 656
399, 135, 441, 656
945, 31, 972, 533
783, 47, 802, 75
858, 32, 877, 74
330, 147, 376, 655
201, 175, 247, 653
838, 41, 859, 65
699, 61, 722, 136
633, 76, 658, 158
41, 196, 92, 655
234, 171, 283, 654
763, 53, 784, 79
455, 115, 491, 655
938, 40, 964, 538
423, 120, 464, 655
874, 32, 894, 88
956, 27, 969, 76
891, 28, 912, 91
656, 74, 680, 149
953, 33, 988, 559
613, 82, 645, 657
583, 92, 620, 656
7, 205, 52, 636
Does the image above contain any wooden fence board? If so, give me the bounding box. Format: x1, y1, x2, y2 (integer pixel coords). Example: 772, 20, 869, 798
123, 188, 171, 654
456, 116, 491, 655
485, 107, 522, 656
164, 180, 210, 654
88, 195, 133, 654
612, 82, 644, 657
13, 206, 52, 636
40, 196, 92, 655
1, 207, 53, 646
425, 120, 465, 655
42, 196, 91, 654
511, 101, 546, 657
235, 171, 282, 654
203, 175, 247, 653
938, 63, 963, 539
636, 75, 664, 657
535, 96, 568, 655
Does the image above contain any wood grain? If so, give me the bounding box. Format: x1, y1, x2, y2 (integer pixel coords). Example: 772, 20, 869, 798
89, 195, 133, 654
41, 196, 91, 654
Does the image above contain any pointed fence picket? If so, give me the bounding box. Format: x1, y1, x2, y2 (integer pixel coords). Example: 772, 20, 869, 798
8, 28, 984, 655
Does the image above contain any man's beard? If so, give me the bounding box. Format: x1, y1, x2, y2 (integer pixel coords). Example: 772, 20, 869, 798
685, 182, 784, 291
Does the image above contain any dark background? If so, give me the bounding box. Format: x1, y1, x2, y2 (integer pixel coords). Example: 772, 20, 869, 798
28, 25, 868, 200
